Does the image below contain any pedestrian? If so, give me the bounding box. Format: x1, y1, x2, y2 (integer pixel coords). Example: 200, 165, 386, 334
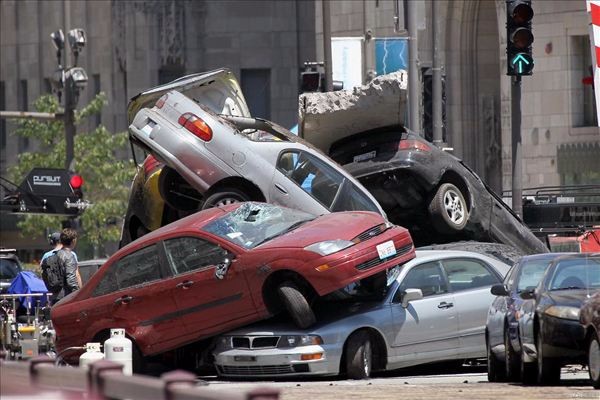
40, 231, 79, 265
42, 228, 82, 305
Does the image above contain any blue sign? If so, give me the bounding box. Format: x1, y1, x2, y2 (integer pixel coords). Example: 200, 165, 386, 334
375, 38, 408, 75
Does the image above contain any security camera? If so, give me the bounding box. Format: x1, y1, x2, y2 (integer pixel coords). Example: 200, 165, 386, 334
50, 30, 65, 51
67, 29, 86, 53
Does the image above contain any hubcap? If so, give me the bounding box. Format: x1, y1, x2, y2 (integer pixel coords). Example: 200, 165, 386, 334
443, 189, 465, 225
590, 337, 600, 382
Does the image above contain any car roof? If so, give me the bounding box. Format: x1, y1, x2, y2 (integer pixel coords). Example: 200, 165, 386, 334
518, 252, 579, 263
411, 249, 505, 264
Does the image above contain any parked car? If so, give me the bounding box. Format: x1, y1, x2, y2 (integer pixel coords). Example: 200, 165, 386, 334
515, 253, 600, 384
580, 291, 600, 389
52, 202, 414, 368
323, 127, 548, 255
418, 241, 526, 266
120, 68, 386, 247
212, 250, 510, 379
77, 259, 107, 286
485, 253, 569, 382
0, 249, 23, 293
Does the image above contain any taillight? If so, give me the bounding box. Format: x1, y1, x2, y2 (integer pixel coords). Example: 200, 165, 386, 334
398, 139, 431, 152
70, 174, 84, 189
155, 94, 168, 109
178, 112, 213, 142
143, 154, 160, 176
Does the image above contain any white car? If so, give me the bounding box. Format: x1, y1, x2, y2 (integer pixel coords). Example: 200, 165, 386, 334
213, 250, 511, 379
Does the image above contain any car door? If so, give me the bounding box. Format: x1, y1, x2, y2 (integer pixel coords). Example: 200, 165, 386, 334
161, 235, 256, 340
389, 261, 459, 364
80, 243, 183, 355
441, 257, 503, 358
487, 263, 519, 353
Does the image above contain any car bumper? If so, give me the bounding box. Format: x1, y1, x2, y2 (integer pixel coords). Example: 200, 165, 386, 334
214, 345, 339, 377
540, 315, 586, 360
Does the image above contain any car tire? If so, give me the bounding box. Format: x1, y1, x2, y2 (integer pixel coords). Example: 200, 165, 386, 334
428, 183, 469, 234
277, 282, 316, 329
487, 335, 506, 382
588, 332, 600, 389
504, 327, 520, 382
201, 188, 251, 210
345, 331, 372, 380
536, 330, 561, 385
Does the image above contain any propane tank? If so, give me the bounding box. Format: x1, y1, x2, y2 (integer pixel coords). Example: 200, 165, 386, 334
79, 342, 104, 369
103, 328, 132, 375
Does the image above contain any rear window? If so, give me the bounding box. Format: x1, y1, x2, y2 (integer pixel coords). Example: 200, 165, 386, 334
0, 259, 21, 280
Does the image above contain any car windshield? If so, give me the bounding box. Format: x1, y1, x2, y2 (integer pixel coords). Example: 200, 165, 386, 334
547, 256, 600, 291
516, 259, 551, 292
321, 265, 402, 303
0, 259, 21, 280
203, 202, 315, 249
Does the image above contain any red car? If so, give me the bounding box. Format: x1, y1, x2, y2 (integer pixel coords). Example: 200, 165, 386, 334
52, 202, 414, 363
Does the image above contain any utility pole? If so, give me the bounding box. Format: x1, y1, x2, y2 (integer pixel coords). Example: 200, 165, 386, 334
406, 0, 421, 133
511, 76, 523, 217
322, 0, 334, 92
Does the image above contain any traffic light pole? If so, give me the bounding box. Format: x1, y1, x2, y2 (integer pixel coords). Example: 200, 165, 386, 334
511, 75, 523, 218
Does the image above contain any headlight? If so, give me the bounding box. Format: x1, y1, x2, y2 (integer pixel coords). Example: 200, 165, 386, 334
304, 239, 354, 256
216, 336, 234, 350
544, 305, 580, 320
277, 335, 323, 348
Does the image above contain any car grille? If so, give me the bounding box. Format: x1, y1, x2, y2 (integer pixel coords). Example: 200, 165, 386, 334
218, 364, 294, 375
352, 223, 386, 243
356, 243, 413, 271
231, 336, 279, 349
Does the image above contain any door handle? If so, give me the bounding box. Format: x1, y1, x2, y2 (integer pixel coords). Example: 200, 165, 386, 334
114, 295, 133, 305
437, 302, 454, 309
176, 280, 194, 289
274, 183, 288, 195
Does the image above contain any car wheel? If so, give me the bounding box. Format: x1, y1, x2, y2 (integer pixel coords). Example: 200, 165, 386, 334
504, 327, 520, 382
201, 188, 251, 210
345, 331, 372, 380
536, 329, 561, 385
487, 335, 506, 382
277, 282, 316, 329
428, 183, 469, 234
589, 332, 600, 389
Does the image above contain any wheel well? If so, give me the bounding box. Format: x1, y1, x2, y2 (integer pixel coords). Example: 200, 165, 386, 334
439, 171, 471, 211
262, 270, 317, 314
206, 176, 266, 202
339, 328, 387, 373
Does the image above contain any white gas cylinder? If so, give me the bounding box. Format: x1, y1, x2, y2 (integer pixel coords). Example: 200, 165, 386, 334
103, 328, 132, 375
79, 342, 104, 369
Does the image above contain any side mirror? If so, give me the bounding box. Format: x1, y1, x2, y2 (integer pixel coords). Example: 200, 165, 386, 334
519, 286, 536, 300
491, 284, 509, 296
402, 288, 423, 308
215, 252, 234, 280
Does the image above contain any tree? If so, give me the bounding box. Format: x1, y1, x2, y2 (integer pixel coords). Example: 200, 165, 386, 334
8, 93, 135, 257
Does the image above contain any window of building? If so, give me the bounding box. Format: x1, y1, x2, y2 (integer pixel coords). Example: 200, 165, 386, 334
571, 35, 598, 127
18, 80, 29, 151
241, 69, 271, 120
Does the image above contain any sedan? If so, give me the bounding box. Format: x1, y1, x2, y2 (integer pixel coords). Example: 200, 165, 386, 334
323, 127, 548, 255
213, 250, 510, 379
517, 253, 600, 384
52, 202, 414, 367
121, 68, 386, 246
486, 253, 569, 382
580, 291, 600, 389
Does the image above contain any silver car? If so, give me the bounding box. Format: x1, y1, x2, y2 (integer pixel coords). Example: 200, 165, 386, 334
213, 250, 511, 379
127, 68, 385, 219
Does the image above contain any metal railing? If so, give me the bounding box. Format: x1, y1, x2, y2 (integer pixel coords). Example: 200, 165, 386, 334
0, 356, 280, 400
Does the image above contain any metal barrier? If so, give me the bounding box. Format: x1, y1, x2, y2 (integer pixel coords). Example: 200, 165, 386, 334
0, 356, 280, 400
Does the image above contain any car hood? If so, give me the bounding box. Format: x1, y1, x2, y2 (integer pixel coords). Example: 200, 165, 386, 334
127, 68, 251, 124
547, 289, 595, 307
257, 211, 389, 249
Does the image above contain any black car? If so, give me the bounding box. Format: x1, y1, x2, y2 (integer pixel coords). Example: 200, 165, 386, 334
517, 253, 600, 384
0, 249, 23, 293
327, 128, 548, 255
485, 253, 567, 382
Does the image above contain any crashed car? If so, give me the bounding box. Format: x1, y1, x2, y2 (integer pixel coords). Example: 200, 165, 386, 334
213, 250, 510, 379
299, 74, 548, 255
52, 202, 414, 369
121, 68, 386, 246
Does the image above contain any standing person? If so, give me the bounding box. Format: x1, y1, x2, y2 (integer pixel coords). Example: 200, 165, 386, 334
42, 228, 82, 304
40, 231, 79, 265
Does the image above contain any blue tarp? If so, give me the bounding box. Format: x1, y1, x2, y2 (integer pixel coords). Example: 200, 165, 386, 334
8, 271, 49, 309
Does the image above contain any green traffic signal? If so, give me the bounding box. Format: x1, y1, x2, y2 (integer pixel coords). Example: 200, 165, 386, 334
506, 0, 534, 76
510, 53, 534, 75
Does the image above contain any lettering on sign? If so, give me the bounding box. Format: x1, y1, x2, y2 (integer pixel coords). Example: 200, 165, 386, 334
33, 175, 61, 186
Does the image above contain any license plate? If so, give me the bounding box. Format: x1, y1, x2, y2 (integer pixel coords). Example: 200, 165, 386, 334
376, 240, 396, 259
140, 120, 156, 136
353, 150, 376, 162
234, 355, 256, 362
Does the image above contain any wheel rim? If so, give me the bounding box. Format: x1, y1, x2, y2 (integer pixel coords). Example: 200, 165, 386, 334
213, 197, 242, 207
363, 341, 372, 377
590, 337, 600, 382
443, 189, 465, 225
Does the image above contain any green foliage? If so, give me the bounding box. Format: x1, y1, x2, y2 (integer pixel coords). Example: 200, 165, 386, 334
8, 93, 135, 257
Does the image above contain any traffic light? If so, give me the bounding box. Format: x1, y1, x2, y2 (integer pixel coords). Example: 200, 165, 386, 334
300, 70, 322, 92
506, 0, 534, 76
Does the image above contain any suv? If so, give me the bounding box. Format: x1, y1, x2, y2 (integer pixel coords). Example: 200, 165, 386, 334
0, 249, 23, 293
